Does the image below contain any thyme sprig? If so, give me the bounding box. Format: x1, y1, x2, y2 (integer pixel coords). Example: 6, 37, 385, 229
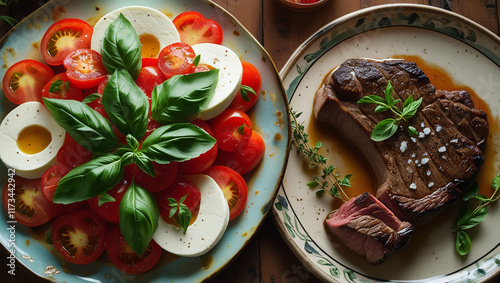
290, 108, 351, 202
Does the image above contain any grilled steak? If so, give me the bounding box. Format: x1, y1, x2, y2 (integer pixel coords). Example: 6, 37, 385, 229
314, 58, 488, 225
325, 192, 414, 264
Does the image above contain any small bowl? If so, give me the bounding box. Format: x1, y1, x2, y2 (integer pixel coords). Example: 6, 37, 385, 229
275, 0, 331, 12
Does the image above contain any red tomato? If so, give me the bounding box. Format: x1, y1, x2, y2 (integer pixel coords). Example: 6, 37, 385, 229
56, 142, 93, 169
105, 226, 162, 274
209, 108, 252, 152
124, 161, 178, 193
230, 61, 262, 112
144, 117, 161, 140
51, 209, 108, 264
215, 130, 265, 175
157, 42, 196, 79
88, 179, 129, 223
177, 119, 218, 174
2, 59, 54, 104
136, 66, 166, 97
2, 176, 61, 226
40, 18, 93, 66
64, 49, 107, 89
41, 163, 71, 204
41, 73, 83, 101
205, 166, 248, 220
173, 11, 223, 45
97, 76, 108, 94
154, 177, 201, 226
141, 57, 158, 67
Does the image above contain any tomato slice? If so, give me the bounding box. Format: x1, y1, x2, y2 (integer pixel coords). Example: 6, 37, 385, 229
209, 108, 253, 152
136, 65, 166, 97
205, 166, 248, 220
88, 179, 129, 223
51, 209, 108, 264
230, 61, 262, 112
56, 141, 93, 169
41, 72, 83, 101
2, 176, 62, 226
157, 42, 196, 79
124, 161, 178, 193
215, 130, 265, 175
154, 177, 201, 226
2, 59, 55, 104
105, 226, 162, 274
63, 48, 107, 89
177, 119, 218, 174
40, 18, 93, 66
41, 163, 71, 204
173, 11, 223, 45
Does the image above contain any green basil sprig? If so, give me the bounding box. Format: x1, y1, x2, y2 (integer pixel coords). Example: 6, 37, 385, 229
43, 98, 120, 153
168, 194, 192, 234
357, 80, 422, 141
102, 69, 149, 140
454, 173, 500, 255
53, 154, 124, 204
151, 70, 219, 124
119, 180, 159, 256
101, 13, 142, 80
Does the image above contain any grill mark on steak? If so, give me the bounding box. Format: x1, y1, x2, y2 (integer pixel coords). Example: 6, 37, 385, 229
314, 58, 488, 225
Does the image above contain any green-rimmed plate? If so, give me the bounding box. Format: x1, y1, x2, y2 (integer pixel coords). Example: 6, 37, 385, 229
274, 4, 500, 283
0, 0, 290, 282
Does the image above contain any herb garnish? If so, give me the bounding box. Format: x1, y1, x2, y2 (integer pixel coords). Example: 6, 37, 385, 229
357, 81, 422, 141
49, 79, 70, 94
239, 85, 256, 102
167, 193, 192, 234
454, 173, 500, 256
290, 109, 351, 201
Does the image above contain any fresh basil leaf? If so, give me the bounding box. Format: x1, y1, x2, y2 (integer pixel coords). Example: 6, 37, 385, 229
193, 54, 201, 67
401, 97, 422, 120
82, 93, 101, 104
371, 118, 398, 141
126, 134, 140, 151
64, 80, 70, 91
460, 207, 488, 230
151, 70, 219, 124
384, 81, 394, 105
102, 69, 149, 140
456, 230, 471, 256
134, 152, 155, 177
121, 151, 134, 166
462, 183, 479, 201
408, 126, 418, 136
53, 154, 124, 204
374, 105, 390, 113
0, 15, 17, 27
491, 171, 500, 190
43, 98, 120, 153
240, 85, 256, 102
140, 123, 216, 164
237, 124, 246, 135
403, 94, 413, 109
168, 198, 178, 218
98, 192, 116, 206
119, 181, 159, 256
49, 79, 64, 93
357, 95, 385, 104
457, 206, 473, 227
167, 194, 192, 234
101, 13, 142, 80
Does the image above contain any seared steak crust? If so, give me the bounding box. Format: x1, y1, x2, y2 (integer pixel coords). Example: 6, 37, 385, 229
315, 58, 488, 225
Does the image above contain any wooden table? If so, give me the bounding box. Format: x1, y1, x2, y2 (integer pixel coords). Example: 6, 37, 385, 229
1, 0, 499, 282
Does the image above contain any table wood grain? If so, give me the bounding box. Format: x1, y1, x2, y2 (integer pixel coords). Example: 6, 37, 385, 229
1, 0, 499, 282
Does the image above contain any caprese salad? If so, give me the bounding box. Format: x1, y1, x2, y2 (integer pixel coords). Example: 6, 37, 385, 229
0, 5, 265, 275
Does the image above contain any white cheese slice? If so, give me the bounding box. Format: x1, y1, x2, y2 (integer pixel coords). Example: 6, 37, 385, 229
0, 102, 65, 179
192, 43, 243, 120
153, 174, 230, 257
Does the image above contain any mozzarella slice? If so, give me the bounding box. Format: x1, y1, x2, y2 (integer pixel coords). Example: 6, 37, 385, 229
153, 174, 230, 257
91, 6, 180, 58
0, 102, 66, 179
192, 43, 243, 120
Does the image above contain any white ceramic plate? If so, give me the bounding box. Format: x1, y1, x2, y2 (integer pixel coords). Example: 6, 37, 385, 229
274, 4, 500, 283
0, 0, 290, 282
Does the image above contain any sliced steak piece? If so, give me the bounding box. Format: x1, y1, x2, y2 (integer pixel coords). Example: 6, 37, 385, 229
314, 58, 488, 225
325, 192, 414, 264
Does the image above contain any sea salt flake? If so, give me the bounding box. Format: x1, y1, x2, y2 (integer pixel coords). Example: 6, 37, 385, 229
436, 125, 442, 132
438, 146, 446, 153
411, 137, 417, 143
428, 182, 434, 188
409, 183, 417, 190
418, 132, 425, 138
450, 139, 458, 144
427, 170, 431, 176
423, 127, 431, 135
400, 141, 407, 153
421, 158, 429, 164
411, 153, 416, 158
408, 159, 412, 164
421, 122, 425, 128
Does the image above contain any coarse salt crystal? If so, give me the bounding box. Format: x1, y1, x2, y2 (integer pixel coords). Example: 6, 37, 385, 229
427, 170, 431, 176
418, 132, 425, 138
423, 127, 431, 135
421, 158, 429, 164
438, 146, 446, 153
411, 153, 416, 158
421, 122, 425, 128
409, 183, 417, 190
400, 141, 407, 153
450, 139, 458, 144
411, 137, 417, 143
408, 159, 412, 164
428, 182, 434, 188
436, 125, 442, 132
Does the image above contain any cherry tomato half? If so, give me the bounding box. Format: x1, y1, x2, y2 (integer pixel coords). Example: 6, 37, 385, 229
88, 179, 129, 223
205, 166, 248, 220
2, 176, 62, 226
105, 226, 162, 274
154, 177, 201, 226
173, 11, 223, 45
56, 141, 93, 169
63, 48, 107, 89
230, 61, 262, 112
124, 161, 178, 193
41, 163, 71, 204
51, 209, 108, 264
215, 130, 265, 175
136, 66, 166, 97
157, 42, 196, 79
209, 108, 252, 152
2, 59, 54, 104
41, 72, 83, 101
40, 18, 93, 66
177, 119, 218, 174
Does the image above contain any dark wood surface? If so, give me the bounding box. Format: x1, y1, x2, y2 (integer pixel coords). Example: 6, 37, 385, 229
1, 0, 499, 282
